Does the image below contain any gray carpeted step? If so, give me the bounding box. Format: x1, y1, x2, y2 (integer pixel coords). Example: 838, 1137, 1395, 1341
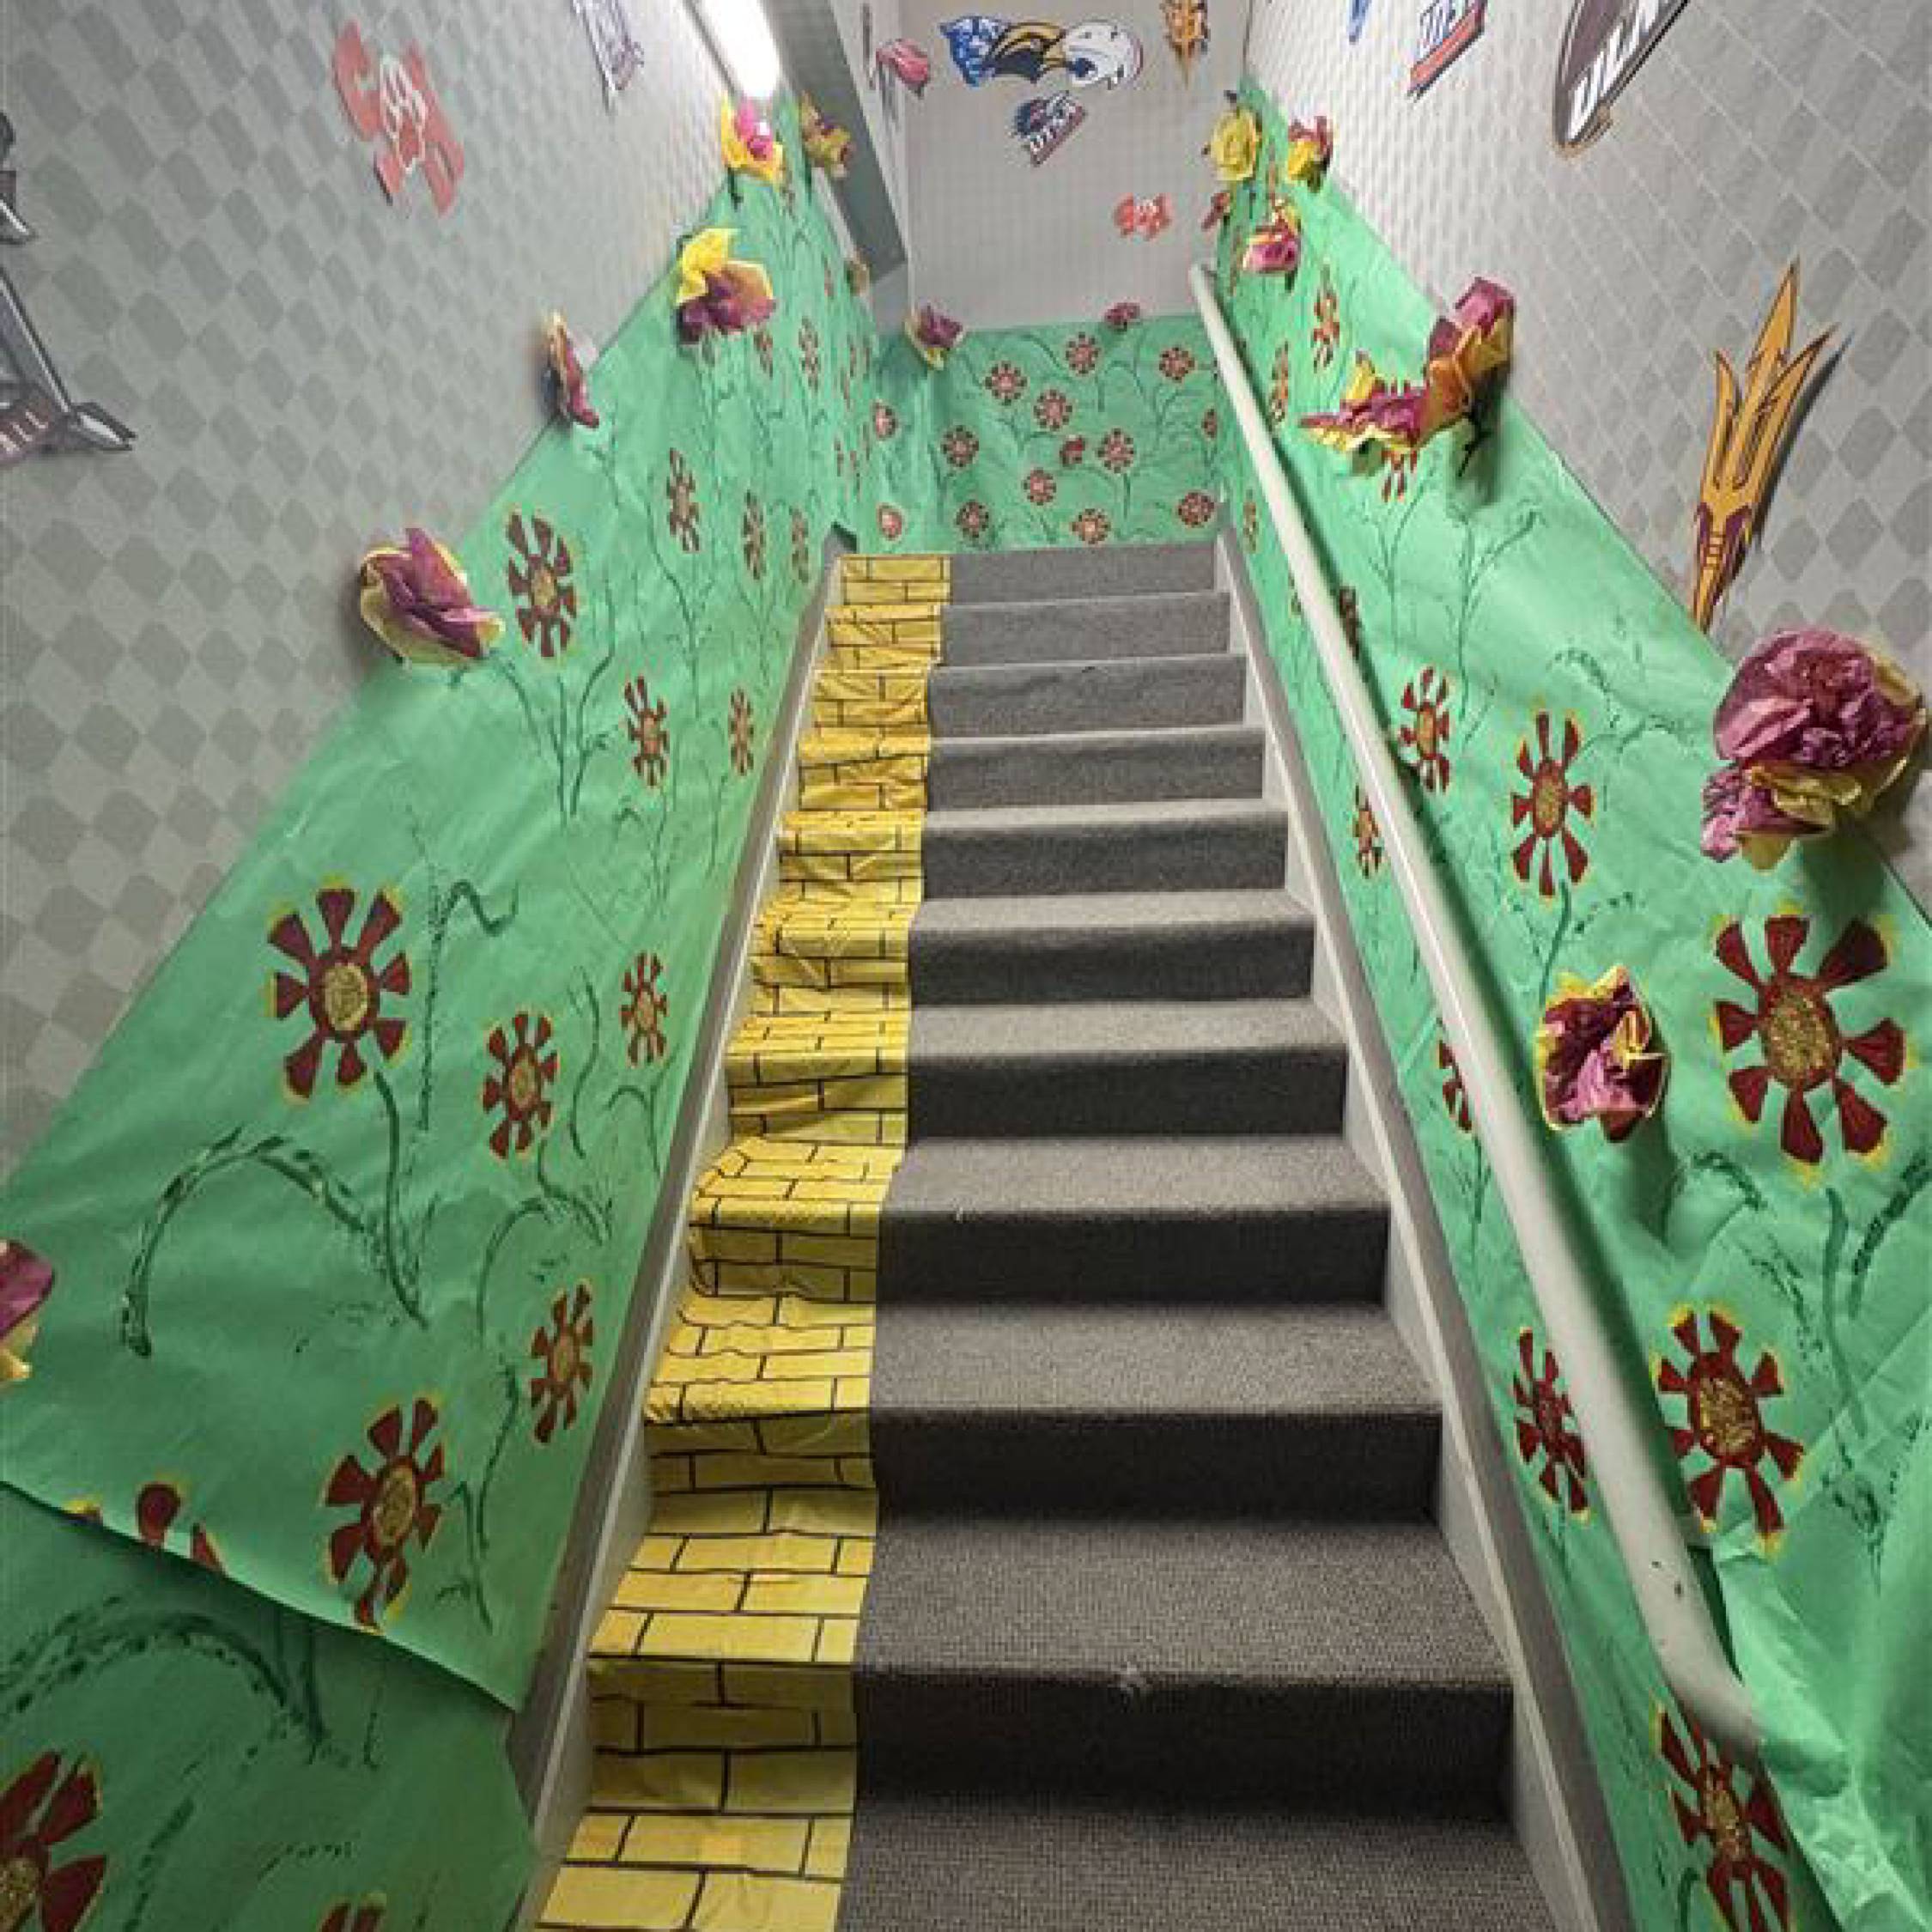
922, 799, 1285, 897
868, 1301, 1439, 1516
907, 999, 1346, 1137
910, 890, 1315, 1002
929, 653, 1245, 738
928, 723, 1264, 809
941, 590, 1230, 666
949, 541, 1218, 605
836, 1799, 1557, 1930
852, 1517, 1511, 1807
879, 1135, 1388, 1300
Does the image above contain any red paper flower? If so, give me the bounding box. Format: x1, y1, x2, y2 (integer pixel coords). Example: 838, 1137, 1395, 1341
1024, 468, 1057, 506
1034, 388, 1072, 430
136, 1479, 224, 1572
790, 507, 811, 582
1657, 1708, 1792, 1932
1311, 269, 1341, 369
0, 1753, 106, 1932
741, 494, 767, 580
1065, 332, 1101, 375
1157, 344, 1197, 382
1352, 787, 1382, 876
483, 1011, 557, 1158
1103, 301, 1142, 331
1656, 1309, 1802, 1544
1437, 1037, 1472, 1132
1510, 711, 1594, 896
940, 425, 980, 470
504, 512, 576, 659
956, 501, 991, 542
544, 312, 598, 428
872, 402, 898, 440
983, 361, 1026, 404
877, 504, 904, 540
729, 689, 756, 775
324, 1398, 445, 1629
665, 449, 701, 552
624, 678, 669, 787
529, 1283, 595, 1444
1098, 428, 1136, 472
1511, 1330, 1588, 1515
1398, 668, 1454, 791
1176, 490, 1216, 528
1071, 508, 1110, 546
1712, 915, 1905, 1163
269, 886, 410, 1100
621, 953, 668, 1066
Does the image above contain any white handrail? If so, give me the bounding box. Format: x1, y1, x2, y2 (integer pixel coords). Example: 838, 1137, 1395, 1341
1192, 263, 1761, 1761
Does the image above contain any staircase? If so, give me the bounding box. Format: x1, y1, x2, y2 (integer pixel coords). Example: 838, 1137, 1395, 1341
835, 542, 1556, 1929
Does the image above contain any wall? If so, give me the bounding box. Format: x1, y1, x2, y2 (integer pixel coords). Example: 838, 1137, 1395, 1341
1242, 0, 1930, 880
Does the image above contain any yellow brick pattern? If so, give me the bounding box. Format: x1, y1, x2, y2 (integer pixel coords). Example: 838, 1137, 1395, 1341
541, 554, 945, 1932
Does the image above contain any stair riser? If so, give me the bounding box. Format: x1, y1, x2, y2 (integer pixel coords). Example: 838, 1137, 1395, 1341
941, 594, 1230, 667
909, 920, 1315, 1003
906, 1044, 1348, 1137
869, 1413, 1440, 1517
949, 542, 1217, 605
878, 1204, 1389, 1302
927, 732, 1264, 809
922, 817, 1286, 896
930, 659, 1245, 738
854, 1677, 1510, 1809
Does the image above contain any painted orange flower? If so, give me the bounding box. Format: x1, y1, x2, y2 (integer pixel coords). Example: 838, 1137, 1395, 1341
1311, 269, 1341, 369
1176, 490, 1216, 528
956, 501, 991, 543
729, 690, 756, 775
504, 512, 576, 659
741, 494, 767, 580
1071, 507, 1111, 546
1437, 1037, 1472, 1131
1398, 668, 1453, 791
136, 1479, 224, 1573
483, 1012, 557, 1158
984, 361, 1026, 404
1657, 1707, 1792, 1932
1656, 1309, 1801, 1544
1712, 915, 1905, 1163
1352, 787, 1382, 876
0, 1753, 106, 1932
323, 1397, 445, 1629
1034, 387, 1072, 430
621, 953, 668, 1066
269, 885, 410, 1100
1512, 1330, 1588, 1516
1065, 333, 1100, 375
1510, 711, 1594, 896
624, 678, 669, 787
529, 1283, 595, 1443
665, 450, 701, 552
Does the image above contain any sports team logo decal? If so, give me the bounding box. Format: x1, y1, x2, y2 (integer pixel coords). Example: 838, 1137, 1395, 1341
1553, 0, 1692, 152
332, 21, 465, 213
940, 15, 1143, 163
1410, 0, 1484, 94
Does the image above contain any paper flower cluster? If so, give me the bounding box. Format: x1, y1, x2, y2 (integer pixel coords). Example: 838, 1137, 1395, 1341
1283, 116, 1334, 188
720, 100, 786, 185
907, 304, 963, 368
1535, 967, 1668, 1142
799, 96, 852, 178
1103, 301, 1143, 331
0, 1237, 54, 1387
544, 312, 598, 428
675, 228, 776, 343
357, 528, 503, 667
1207, 100, 1261, 184
1241, 200, 1301, 276
1700, 629, 1926, 867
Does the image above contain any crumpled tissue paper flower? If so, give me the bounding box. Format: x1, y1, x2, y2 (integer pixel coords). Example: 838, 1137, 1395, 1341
876, 39, 933, 94
1201, 188, 1232, 231
1241, 199, 1302, 276
1284, 116, 1334, 187
720, 99, 786, 185
357, 527, 503, 667
1207, 99, 1261, 183
1103, 301, 1143, 331
1535, 967, 1668, 1142
544, 311, 598, 428
846, 255, 872, 295
907, 304, 964, 368
675, 228, 777, 343
1700, 628, 1927, 866
0, 1237, 54, 1386
800, 96, 852, 177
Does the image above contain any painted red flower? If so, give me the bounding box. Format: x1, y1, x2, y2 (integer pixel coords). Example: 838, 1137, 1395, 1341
621, 953, 668, 1066
1059, 436, 1087, 468
729, 689, 756, 775
1512, 1330, 1588, 1516
665, 449, 701, 552
529, 1283, 595, 1444
790, 507, 811, 582
1337, 586, 1364, 658
1311, 269, 1341, 370
1380, 446, 1418, 501
483, 1011, 557, 1158
1071, 508, 1110, 546
741, 493, 767, 580
984, 360, 1026, 404
1176, 490, 1216, 529
1024, 468, 1057, 506
1034, 387, 1072, 430
872, 402, 898, 440
1352, 787, 1382, 876
751, 324, 775, 380
269, 886, 410, 1100
1098, 428, 1136, 472
1065, 333, 1101, 375
1656, 1309, 1802, 1544
1437, 1037, 1472, 1132
624, 678, 669, 787
324, 1398, 444, 1629
955, 501, 992, 543
1712, 915, 1904, 1163
877, 504, 904, 540
1241, 495, 1259, 552
1267, 346, 1292, 425
136, 1479, 224, 1573
1657, 1707, 1792, 1932
318, 1901, 386, 1932
1510, 711, 1595, 896
1398, 668, 1454, 791
940, 425, 980, 470
798, 318, 821, 388
1157, 344, 1197, 382
1201, 405, 1220, 440
504, 512, 576, 659
0, 1753, 106, 1932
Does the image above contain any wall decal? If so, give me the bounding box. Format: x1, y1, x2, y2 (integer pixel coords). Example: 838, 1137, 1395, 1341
876, 39, 934, 100
1690, 264, 1829, 632
332, 23, 464, 213
940, 15, 1143, 163
573, 0, 646, 108
1161, 0, 1211, 83
1553, 0, 1692, 153
1346, 0, 1375, 45
0, 115, 136, 467
1409, 0, 1484, 94
1113, 194, 1172, 240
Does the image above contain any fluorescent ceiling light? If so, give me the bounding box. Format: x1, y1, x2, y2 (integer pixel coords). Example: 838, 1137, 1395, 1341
700, 0, 784, 99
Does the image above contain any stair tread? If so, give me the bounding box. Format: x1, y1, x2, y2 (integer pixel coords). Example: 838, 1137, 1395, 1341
856, 1516, 1505, 1690
931, 720, 1261, 757
839, 1798, 1556, 1931
909, 997, 1340, 1061
946, 587, 1229, 628
914, 888, 1307, 934
949, 541, 1216, 604
923, 797, 1283, 837
931, 649, 1240, 690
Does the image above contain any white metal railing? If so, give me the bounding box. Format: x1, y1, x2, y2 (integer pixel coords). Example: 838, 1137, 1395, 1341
1191, 264, 1760, 1761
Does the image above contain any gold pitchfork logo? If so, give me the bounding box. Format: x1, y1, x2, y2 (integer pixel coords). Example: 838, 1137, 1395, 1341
1690, 263, 1830, 632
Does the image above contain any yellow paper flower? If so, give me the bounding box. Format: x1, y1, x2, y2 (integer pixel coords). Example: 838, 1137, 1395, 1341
720, 100, 787, 185
799, 96, 852, 178
677, 228, 733, 304
1208, 104, 1261, 184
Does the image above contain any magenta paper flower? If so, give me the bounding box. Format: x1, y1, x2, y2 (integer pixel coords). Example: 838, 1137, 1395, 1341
357, 528, 503, 666
1103, 301, 1143, 331
720, 100, 786, 185
544, 312, 598, 428
907, 305, 964, 368
1535, 966, 1668, 1142
674, 228, 776, 343
1700, 628, 1926, 866
1, 1237, 55, 1386
876, 39, 933, 94
1242, 202, 1302, 276
1284, 116, 1334, 187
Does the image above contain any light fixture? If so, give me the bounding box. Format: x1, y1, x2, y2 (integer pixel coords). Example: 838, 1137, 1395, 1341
697, 0, 784, 100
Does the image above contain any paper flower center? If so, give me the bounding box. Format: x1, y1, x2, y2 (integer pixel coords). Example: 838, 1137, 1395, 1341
371, 1461, 422, 1552
1759, 977, 1838, 1091
319, 957, 374, 1037
1690, 1362, 1764, 1467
